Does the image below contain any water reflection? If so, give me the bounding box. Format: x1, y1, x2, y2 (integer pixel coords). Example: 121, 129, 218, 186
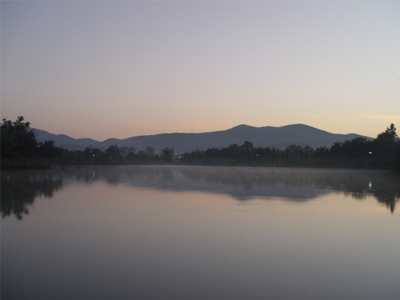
2, 166, 399, 220
1, 172, 62, 220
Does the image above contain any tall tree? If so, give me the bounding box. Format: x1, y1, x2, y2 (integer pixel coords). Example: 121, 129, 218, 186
1, 116, 60, 166
374, 123, 398, 168
160, 147, 174, 162
1, 116, 37, 163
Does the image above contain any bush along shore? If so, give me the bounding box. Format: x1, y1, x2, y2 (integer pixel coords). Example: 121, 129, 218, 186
2, 117, 399, 171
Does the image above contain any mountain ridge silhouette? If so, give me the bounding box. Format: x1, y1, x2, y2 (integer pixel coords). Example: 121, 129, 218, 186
34, 124, 372, 154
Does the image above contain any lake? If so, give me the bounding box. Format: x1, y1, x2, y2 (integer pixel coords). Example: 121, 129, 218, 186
1, 166, 399, 300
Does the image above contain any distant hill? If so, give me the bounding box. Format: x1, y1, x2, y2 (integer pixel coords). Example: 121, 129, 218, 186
34, 124, 372, 154
33, 129, 99, 151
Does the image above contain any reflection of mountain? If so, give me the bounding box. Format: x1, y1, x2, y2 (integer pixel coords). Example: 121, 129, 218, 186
62, 166, 400, 212
2, 166, 399, 218
1, 173, 63, 220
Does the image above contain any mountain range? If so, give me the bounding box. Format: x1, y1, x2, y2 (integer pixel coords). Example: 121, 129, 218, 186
33, 124, 372, 154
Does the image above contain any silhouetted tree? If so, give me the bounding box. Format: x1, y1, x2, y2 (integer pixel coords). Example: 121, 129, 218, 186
49, 123, 400, 170
160, 147, 174, 162
105, 144, 124, 164
1, 116, 36, 163
37, 140, 62, 164
373, 123, 399, 168
1, 116, 60, 166
145, 146, 155, 157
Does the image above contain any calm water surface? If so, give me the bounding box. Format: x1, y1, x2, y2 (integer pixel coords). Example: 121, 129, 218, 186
2, 166, 400, 300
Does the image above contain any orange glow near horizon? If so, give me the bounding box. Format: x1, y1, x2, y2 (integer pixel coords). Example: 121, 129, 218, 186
2, 1, 399, 141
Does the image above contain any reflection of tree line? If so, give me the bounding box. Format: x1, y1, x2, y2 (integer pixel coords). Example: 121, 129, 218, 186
175, 168, 400, 212
2, 167, 399, 220
1, 173, 62, 220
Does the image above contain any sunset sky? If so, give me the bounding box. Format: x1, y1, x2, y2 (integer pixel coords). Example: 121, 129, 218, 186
2, 0, 400, 141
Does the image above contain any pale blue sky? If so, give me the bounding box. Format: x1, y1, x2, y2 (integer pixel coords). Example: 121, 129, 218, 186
2, 1, 399, 140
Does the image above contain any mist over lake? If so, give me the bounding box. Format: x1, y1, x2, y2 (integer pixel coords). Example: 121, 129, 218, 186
3, 2, 399, 297
2, 166, 399, 300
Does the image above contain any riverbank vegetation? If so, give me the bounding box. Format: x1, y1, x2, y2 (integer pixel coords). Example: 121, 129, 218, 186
55, 123, 399, 170
180, 124, 400, 170
2, 117, 399, 170
1, 116, 61, 169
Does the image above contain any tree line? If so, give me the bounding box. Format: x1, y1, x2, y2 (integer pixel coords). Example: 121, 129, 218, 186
1, 116, 61, 167
0, 117, 175, 166
56, 145, 174, 165
1, 116, 399, 170
180, 124, 400, 170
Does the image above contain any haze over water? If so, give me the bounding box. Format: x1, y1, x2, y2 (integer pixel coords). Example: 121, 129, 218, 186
2, 166, 399, 300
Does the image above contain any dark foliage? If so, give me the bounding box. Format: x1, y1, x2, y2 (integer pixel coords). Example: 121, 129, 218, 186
179, 124, 400, 170
55, 144, 167, 165
1, 116, 61, 167
49, 123, 400, 170
3, 117, 398, 170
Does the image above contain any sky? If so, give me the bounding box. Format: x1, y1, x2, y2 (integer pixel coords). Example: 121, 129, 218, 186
2, 0, 400, 141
